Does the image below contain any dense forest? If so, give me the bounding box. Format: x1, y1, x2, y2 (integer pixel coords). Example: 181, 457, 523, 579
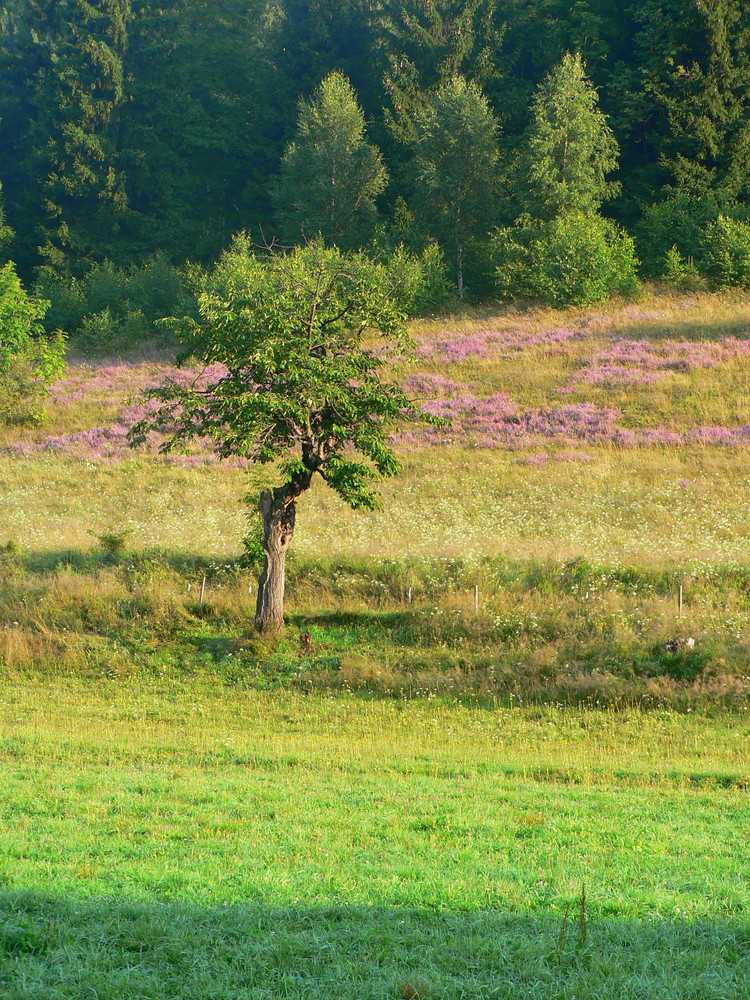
3, 0, 750, 348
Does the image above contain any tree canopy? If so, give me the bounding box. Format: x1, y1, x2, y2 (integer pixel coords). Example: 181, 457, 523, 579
274, 72, 388, 249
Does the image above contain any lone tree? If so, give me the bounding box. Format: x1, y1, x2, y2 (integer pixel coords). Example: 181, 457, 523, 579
131, 236, 429, 631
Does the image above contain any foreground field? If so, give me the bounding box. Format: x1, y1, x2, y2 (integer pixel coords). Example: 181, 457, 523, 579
1, 678, 748, 998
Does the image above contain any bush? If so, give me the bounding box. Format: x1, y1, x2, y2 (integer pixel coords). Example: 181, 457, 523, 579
385, 242, 452, 316
493, 213, 640, 307
635, 194, 750, 279
36, 254, 195, 352
0, 262, 66, 424
635, 194, 721, 278
700, 215, 750, 289
662, 245, 705, 291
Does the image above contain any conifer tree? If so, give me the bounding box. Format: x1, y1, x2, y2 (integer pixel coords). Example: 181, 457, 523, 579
0, 0, 76, 275
274, 72, 388, 249
125, 0, 273, 264
410, 75, 499, 298
40, 0, 133, 276
0, 185, 13, 257
522, 51, 619, 220
381, 0, 503, 144
618, 0, 750, 205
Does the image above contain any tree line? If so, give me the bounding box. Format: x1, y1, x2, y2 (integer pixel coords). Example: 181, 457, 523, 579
3, 0, 750, 349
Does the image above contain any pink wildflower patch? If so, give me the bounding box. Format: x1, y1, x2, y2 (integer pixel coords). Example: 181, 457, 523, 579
417, 324, 585, 362
561, 335, 750, 390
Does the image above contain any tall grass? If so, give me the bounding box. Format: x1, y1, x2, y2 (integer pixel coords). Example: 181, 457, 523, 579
0, 547, 748, 706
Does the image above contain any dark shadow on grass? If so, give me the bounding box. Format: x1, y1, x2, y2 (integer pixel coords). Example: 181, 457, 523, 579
12, 547, 245, 577
289, 610, 411, 631
608, 311, 750, 343
0, 891, 747, 999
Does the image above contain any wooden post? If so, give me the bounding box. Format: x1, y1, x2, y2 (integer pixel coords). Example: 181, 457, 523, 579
474, 585, 479, 613
407, 586, 413, 604
199, 575, 207, 606
678, 585, 683, 617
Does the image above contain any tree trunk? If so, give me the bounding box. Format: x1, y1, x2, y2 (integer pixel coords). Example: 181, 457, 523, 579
255, 487, 296, 631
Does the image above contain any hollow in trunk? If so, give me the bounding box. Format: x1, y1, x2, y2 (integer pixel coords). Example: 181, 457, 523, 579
255, 487, 296, 631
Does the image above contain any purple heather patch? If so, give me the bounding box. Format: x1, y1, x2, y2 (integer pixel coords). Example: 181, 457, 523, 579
401, 372, 466, 396
417, 323, 586, 361
51, 362, 230, 404
555, 450, 593, 463
391, 387, 750, 452
561, 336, 750, 389
5, 362, 243, 466
10, 334, 750, 464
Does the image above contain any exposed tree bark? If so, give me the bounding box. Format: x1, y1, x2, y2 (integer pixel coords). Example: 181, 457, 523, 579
255, 487, 296, 631
254, 455, 318, 631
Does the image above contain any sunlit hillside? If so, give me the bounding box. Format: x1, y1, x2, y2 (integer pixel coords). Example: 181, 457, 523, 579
3, 288, 750, 565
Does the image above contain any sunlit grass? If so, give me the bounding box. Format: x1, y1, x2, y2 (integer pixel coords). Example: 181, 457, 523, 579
3, 445, 750, 565
1, 677, 748, 998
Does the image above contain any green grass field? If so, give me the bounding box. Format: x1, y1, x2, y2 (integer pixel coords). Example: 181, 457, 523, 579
1, 678, 749, 998
1, 289, 750, 996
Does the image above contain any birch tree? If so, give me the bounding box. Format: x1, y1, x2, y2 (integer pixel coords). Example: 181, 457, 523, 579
274, 72, 388, 250
523, 51, 619, 220
411, 75, 499, 298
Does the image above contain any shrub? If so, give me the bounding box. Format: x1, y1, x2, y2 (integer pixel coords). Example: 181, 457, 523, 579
662, 245, 705, 290
0, 262, 66, 424
385, 242, 452, 316
493, 213, 640, 307
93, 528, 133, 557
36, 254, 195, 352
700, 215, 750, 288
635, 194, 720, 278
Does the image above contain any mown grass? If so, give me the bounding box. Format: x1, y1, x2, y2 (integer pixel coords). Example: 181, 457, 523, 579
1, 678, 749, 998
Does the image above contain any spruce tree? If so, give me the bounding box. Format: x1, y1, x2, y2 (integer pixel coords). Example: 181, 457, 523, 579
617, 0, 750, 206
35, 0, 133, 276
410, 75, 499, 298
0, 185, 12, 257
125, 0, 273, 264
522, 51, 619, 220
274, 72, 388, 249
381, 0, 503, 144
0, 0, 76, 275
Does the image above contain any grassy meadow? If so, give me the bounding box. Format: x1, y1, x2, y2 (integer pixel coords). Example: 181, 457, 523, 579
1, 288, 750, 996
1, 679, 749, 998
